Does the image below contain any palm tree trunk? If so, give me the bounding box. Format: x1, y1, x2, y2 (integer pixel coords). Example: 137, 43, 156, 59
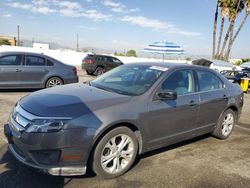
225, 13, 249, 59
215, 17, 225, 58
212, 1, 219, 58
224, 21, 235, 60
219, 22, 233, 60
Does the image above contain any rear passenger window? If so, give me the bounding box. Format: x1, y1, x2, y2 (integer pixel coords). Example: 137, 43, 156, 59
197, 70, 224, 92
47, 59, 54, 66
26, 56, 45, 66
0, 55, 22, 66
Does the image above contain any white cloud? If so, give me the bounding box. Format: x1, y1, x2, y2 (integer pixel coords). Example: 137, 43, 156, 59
2, 13, 12, 18
6, 0, 112, 21
82, 10, 112, 21
102, 0, 139, 13
121, 16, 200, 36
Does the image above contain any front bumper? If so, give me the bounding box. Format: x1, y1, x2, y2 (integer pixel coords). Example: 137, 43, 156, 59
4, 122, 89, 176
64, 76, 79, 85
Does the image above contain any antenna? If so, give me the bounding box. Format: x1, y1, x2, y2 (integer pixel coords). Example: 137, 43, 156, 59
17, 25, 20, 46
76, 33, 79, 52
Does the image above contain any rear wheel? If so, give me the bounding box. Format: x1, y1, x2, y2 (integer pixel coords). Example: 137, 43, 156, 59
45, 77, 63, 88
94, 67, 104, 76
92, 127, 138, 179
212, 109, 236, 139
86, 70, 93, 75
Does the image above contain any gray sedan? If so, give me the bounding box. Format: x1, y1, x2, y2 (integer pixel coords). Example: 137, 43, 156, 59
4, 63, 243, 178
0, 51, 78, 88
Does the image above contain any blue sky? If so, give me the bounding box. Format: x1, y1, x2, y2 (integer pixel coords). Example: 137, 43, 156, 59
0, 0, 249, 58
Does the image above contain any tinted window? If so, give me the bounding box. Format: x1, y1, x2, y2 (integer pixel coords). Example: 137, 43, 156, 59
162, 70, 195, 95
26, 56, 46, 66
47, 59, 54, 66
0, 55, 22, 66
112, 58, 122, 64
197, 70, 224, 92
96, 56, 103, 61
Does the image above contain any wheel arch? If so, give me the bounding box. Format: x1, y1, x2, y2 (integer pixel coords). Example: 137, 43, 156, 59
44, 75, 64, 88
87, 122, 143, 168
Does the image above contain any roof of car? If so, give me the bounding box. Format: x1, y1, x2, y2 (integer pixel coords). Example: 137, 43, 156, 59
0, 51, 46, 56
124, 62, 210, 70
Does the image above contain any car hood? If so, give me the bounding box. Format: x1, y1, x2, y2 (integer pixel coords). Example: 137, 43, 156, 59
19, 83, 131, 118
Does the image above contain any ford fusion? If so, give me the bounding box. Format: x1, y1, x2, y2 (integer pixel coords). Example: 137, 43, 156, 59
4, 63, 243, 178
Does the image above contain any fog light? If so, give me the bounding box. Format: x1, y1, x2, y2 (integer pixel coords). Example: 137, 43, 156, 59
30, 150, 61, 165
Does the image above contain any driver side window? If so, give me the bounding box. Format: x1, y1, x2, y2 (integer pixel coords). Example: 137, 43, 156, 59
162, 70, 195, 95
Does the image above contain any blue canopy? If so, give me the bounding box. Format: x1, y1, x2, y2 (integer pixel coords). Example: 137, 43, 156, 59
144, 41, 184, 55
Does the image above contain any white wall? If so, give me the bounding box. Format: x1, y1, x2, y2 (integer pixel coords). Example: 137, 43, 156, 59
0, 45, 187, 66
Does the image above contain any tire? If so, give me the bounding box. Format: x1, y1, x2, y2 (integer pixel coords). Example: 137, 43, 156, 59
86, 70, 93, 75
45, 77, 63, 88
92, 127, 138, 179
212, 109, 236, 139
94, 67, 104, 76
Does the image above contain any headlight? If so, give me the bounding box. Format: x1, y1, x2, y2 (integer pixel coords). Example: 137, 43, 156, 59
26, 119, 69, 133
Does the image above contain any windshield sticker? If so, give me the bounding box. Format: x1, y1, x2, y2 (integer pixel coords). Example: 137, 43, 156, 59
150, 66, 168, 72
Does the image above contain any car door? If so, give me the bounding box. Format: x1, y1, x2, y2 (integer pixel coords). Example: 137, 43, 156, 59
20, 55, 50, 87
0, 54, 24, 88
146, 69, 200, 149
195, 69, 229, 128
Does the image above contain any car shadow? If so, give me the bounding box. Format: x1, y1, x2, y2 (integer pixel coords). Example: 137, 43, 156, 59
133, 134, 211, 167
0, 134, 211, 187
0, 144, 97, 188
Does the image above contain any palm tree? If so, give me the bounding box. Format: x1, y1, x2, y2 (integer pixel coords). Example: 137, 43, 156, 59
219, 0, 244, 60
212, 0, 219, 58
225, 0, 250, 59
215, 0, 230, 58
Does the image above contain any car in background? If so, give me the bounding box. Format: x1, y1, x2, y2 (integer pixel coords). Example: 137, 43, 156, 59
221, 68, 250, 84
192, 58, 237, 72
0, 51, 78, 89
82, 54, 123, 76
4, 63, 243, 178
241, 62, 250, 69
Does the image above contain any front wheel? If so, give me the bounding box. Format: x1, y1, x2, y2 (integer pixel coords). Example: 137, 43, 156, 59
92, 127, 138, 179
212, 109, 236, 139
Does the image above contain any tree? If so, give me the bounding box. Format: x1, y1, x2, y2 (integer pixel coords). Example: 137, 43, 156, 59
218, 0, 244, 60
213, 1, 219, 58
225, 0, 250, 59
126, 49, 137, 57
0, 39, 11, 45
215, 0, 230, 58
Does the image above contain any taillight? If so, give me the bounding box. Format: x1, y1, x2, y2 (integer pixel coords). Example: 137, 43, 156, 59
85, 59, 93, 64
72, 67, 77, 75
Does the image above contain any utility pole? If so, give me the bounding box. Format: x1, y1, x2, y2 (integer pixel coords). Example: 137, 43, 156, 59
76, 33, 79, 52
17, 25, 20, 46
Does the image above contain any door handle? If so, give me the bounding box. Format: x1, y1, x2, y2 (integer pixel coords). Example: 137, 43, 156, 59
15, 69, 22, 72
189, 100, 198, 107
223, 94, 228, 100
43, 69, 49, 73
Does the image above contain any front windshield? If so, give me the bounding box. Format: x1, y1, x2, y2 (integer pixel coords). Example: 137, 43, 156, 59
90, 65, 165, 96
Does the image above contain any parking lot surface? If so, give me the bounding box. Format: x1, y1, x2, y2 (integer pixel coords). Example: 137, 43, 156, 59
0, 70, 250, 188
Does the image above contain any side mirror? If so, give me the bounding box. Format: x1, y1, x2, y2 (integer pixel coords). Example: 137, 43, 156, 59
157, 90, 177, 100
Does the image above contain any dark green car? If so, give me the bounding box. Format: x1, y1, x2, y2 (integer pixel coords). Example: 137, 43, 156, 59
82, 54, 123, 76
